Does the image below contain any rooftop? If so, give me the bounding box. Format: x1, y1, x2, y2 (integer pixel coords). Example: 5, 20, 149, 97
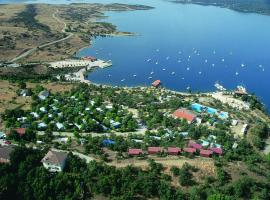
173, 108, 197, 122
41, 150, 68, 165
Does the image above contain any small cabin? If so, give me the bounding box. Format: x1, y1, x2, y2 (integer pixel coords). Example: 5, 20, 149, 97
167, 147, 181, 155
148, 147, 162, 154
200, 149, 213, 158
128, 148, 143, 156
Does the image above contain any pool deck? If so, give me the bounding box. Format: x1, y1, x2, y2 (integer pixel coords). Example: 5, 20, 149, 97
191, 103, 228, 119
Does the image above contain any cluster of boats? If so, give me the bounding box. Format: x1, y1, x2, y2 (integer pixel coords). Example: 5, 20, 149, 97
91, 47, 265, 89
214, 82, 247, 94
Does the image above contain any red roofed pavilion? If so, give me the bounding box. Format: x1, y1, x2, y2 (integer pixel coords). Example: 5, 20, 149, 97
148, 147, 162, 154
167, 147, 181, 155
200, 149, 213, 158
173, 108, 197, 123
15, 128, 26, 136
188, 141, 202, 150
128, 148, 143, 156
152, 80, 161, 88
209, 147, 223, 155
183, 147, 196, 154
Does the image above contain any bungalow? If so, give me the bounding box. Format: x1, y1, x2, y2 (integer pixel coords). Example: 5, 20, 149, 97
149, 136, 161, 140
30, 112, 39, 118
200, 149, 213, 158
241, 124, 249, 135
41, 150, 68, 172
110, 120, 121, 128
17, 117, 27, 123
178, 132, 189, 138
148, 147, 162, 154
183, 147, 196, 154
15, 128, 26, 136
188, 141, 202, 150
20, 89, 31, 97
39, 107, 47, 113
128, 148, 143, 156
209, 147, 223, 155
0, 145, 14, 163
38, 122, 47, 129
56, 122, 64, 130
38, 90, 49, 100
231, 120, 238, 126
106, 105, 113, 109
0, 131, 6, 139
167, 147, 181, 155
152, 80, 161, 88
96, 107, 103, 112
102, 139, 115, 146
200, 139, 210, 148
172, 108, 197, 124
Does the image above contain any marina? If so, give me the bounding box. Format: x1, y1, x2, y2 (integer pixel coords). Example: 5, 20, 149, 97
75, 0, 270, 109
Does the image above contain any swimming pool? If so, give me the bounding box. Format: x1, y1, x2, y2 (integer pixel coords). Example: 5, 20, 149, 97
191, 103, 228, 119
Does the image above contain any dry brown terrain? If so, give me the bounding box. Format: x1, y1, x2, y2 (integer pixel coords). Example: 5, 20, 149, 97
109, 156, 216, 181
0, 80, 75, 113
0, 3, 152, 63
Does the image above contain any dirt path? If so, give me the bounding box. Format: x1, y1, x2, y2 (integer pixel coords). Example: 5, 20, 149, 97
10, 9, 73, 63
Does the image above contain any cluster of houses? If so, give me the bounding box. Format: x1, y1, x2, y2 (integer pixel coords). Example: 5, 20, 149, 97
15, 90, 129, 133
128, 140, 223, 158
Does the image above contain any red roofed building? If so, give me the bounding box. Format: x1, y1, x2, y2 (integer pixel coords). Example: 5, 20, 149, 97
200, 149, 213, 158
83, 56, 97, 62
148, 147, 162, 154
209, 147, 223, 155
188, 141, 202, 150
172, 108, 197, 124
152, 80, 161, 88
128, 148, 143, 156
235, 90, 247, 96
15, 128, 26, 136
167, 147, 181, 155
183, 148, 196, 154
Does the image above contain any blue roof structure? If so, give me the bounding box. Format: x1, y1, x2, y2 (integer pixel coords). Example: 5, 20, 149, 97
102, 139, 116, 146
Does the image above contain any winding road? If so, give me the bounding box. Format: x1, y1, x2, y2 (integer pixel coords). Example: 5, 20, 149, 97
10, 9, 73, 63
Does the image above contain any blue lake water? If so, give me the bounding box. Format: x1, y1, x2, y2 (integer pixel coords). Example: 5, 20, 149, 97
2, 0, 270, 109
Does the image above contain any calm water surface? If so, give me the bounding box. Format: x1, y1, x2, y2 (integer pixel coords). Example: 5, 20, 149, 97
2, 0, 270, 109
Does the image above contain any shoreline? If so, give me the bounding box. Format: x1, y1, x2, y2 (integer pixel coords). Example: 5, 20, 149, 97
69, 65, 251, 108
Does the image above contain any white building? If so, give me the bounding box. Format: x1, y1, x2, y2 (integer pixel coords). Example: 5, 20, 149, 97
41, 150, 68, 172
38, 90, 49, 100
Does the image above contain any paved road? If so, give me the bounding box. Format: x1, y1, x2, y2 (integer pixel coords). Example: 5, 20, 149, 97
37, 128, 147, 138
10, 10, 73, 63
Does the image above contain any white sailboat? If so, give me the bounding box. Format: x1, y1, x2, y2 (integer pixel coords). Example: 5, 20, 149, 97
214, 81, 226, 91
